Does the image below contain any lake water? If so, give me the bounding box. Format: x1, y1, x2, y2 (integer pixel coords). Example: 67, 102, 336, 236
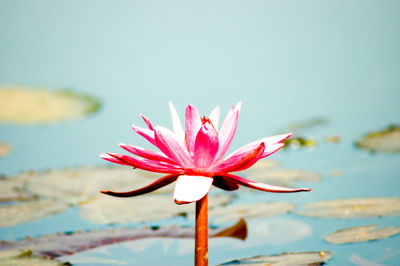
0, 1, 399, 265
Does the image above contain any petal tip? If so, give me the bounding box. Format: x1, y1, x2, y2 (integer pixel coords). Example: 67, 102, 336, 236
99, 153, 111, 159
173, 198, 192, 205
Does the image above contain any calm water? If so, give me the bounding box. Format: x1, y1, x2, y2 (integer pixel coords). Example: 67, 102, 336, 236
0, 1, 399, 265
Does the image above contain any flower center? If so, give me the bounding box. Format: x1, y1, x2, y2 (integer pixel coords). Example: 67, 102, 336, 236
200, 116, 211, 124
201, 116, 218, 133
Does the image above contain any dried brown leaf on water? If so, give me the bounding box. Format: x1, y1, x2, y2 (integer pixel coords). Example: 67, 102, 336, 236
0, 85, 100, 124
0, 200, 69, 227
80, 193, 233, 224
207, 202, 295, 223
325, 225, 400, 244
0, 142, 12, 158
245, 168, 321, 188
355, 125, 400, 153
0, 250, 67, 266
0, 220, 247, 259
295, 198, 400, 218
218, 251, 332, 265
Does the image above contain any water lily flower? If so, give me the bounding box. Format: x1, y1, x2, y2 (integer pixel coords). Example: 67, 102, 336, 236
100, 102, 311, 204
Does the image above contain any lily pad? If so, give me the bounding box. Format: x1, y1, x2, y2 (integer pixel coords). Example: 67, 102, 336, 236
282, 136, 316, 150
0, 220, 247, 258
218, 251, 332, 265
6, 166, 164, 203
325, 225, 400, 244
80, 194, 233, 224
355, 125, 400, 153
295, 198, 400, 218
0, 142, 12, 158
288, 117, 329, 131
0, 176, 36, 202
0, 200, 68, 227
324, 135, 341, 143
208, 202, 295, 223
0, 85, 100, 124
248, 159, 281, 170
245, 168, 321, 188
0, 250, 66, 266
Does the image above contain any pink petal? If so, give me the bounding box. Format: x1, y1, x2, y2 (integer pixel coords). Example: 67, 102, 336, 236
119, 143, 178, 165
107, 152, 184, 174
132, 124, 156, 146
101, 174, 179, 197
154, 126, 194, 168
233, 143, 285, 172
222, 173, 312, 193
211, 143, 265, 173
213, 103, 241, 163
168, 101, 185, 140
184, 104, 202, 156
140, 114, 155, 131
173, 175, 213, 204
225, 132, 292, 160
100, 153, 131, 166
208, 105, 220, 130
193, 123, 219, 168
260, 142, 285, 159
212, 175, 239, 191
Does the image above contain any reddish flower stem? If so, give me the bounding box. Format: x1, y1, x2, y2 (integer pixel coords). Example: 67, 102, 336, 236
195, 194, 208, 266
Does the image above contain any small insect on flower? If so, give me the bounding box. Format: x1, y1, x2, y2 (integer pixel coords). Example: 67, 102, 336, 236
100, 102, 311, 204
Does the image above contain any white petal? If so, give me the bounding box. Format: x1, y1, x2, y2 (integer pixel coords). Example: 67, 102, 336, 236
208, 106, 220, 130
173, 175, 213, 204
168, 102, 185, 140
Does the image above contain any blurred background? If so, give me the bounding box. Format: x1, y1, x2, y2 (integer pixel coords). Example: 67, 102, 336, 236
0, 1, 399, 265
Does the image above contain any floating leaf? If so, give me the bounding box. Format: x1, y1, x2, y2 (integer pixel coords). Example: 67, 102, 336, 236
1, 167, 231, 225
282, 136, 316, 150
0, 220, 247, 259
295, 198, 400, 218
330, 170, 342, 177
80, 194, 233, 224
0, 176, 36, 202
0, 200, 68, 227
0, 85, 100, 124
248, 159, 281, 170
3, 166, 164, 203
285, 117, 329, 132
0, 142, 12, 158
245, 168, 321, 188
208, 202, 294, 223
324, 135, 340, 143
325, 225, 400, 244
355, 125, 400, 153
218, 251, 332, 265
0, 250, 66, 266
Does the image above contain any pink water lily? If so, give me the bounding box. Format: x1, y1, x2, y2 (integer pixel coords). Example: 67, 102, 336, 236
100, 102, 311, 204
